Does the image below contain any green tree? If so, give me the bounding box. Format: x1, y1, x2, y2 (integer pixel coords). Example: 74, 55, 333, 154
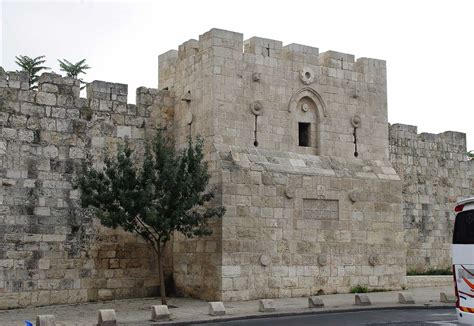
75, 131, 225, 305
468, 150, 474, 160
15, 55, 50, 90
58, 58, 91, 88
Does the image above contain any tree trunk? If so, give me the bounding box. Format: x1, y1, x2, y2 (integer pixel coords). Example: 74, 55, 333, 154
157, 241, 167, 305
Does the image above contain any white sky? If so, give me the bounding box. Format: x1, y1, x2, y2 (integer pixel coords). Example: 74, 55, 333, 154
1, 0, 473, 149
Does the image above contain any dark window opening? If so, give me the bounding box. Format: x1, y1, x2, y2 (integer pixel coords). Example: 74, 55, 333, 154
298, 122, 311, 147
453, 211, 474, 244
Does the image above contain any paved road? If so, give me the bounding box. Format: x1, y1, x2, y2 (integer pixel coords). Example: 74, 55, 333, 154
203, 309, 459, 326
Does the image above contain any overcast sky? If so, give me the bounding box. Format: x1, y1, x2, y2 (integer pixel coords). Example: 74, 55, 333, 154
1, 0, 473, 149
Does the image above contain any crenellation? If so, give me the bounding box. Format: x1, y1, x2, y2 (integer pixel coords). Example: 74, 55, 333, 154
86, 80, 127, 102
320, 51, 355, 70
3, 71, 29, 90
244, 37, 283, 58
178, 39, 199, 60
158, 50, 178, 91
389, 123, 472, 272
0, 65, 177, 309
199, 28, 244, 51
38, 73, 80, 98
0, 28, 472, 309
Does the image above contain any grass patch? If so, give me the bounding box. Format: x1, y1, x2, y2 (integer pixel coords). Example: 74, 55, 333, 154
407, 268, 453, 276
367, 288, 392, 293
350, 285, 368, 293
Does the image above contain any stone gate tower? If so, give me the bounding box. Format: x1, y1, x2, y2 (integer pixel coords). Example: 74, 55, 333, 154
158, 28, 405, 301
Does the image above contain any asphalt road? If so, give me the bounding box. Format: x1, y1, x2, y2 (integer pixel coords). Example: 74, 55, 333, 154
202, 308, 459, 326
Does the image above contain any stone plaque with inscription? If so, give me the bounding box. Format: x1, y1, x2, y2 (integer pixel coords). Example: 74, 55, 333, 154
302, 199, 339, 220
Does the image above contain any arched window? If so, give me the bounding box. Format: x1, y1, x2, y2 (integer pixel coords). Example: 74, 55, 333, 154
288, 88, 327, 155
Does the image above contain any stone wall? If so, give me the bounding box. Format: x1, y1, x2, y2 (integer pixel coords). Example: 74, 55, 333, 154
2, 27, 472, 307
159, 28, 406, 301
0, 69, 174, 309
389, 123, 474, 272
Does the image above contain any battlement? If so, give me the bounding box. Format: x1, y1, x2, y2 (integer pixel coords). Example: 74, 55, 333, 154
0, 68, 175, 140
0, 68, 29, 89
159, 28, 385, 76
390, 123, 466, 148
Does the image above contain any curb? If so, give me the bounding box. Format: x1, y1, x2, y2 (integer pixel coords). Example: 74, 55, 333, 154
154, 303, 455, 325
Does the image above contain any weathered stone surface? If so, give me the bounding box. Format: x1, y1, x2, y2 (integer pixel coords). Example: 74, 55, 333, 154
151, 305, 170, 321
308, 296, 324, 308
390, 124, 472, 272
398, 292, 415, 304
0, 27, 472, 309
259, 299, 276, 312
98, 309, 117, 326
36, 92, 57, 106
354, 294, 371, 306
440, 292, 456, 303
208, 301, 226, 316
36, 315, 56, 326
0, 69, 172, 309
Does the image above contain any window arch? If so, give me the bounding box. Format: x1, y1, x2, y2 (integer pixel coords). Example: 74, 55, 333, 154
288, 88, 327, 155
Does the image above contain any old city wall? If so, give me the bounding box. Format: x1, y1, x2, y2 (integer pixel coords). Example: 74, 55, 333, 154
0, 69, 175, 309
159, 29, 406, 301
389, 123, 474, 272
1, 27, 472, 307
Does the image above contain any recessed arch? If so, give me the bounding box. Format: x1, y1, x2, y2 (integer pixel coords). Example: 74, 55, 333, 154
288, 87, 327, 118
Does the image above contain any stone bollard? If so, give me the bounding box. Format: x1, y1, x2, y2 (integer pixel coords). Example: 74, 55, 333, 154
259, 299, 276, 312
98, 309, 117, 326
208, 302, 226, 316
354, 294, 371, 306
398, 292, 415, 304
440, 292, 456, 303
308, 296, 324, 308
36, 315, 55, 326
151, 305, 170, 321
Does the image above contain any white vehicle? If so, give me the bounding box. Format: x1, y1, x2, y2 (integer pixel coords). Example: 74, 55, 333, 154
453, 197, 474, 324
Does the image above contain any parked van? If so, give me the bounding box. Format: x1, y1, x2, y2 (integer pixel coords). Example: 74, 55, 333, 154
453, 197, 474, 324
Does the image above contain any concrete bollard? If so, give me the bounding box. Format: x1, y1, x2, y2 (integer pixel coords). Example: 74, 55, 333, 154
151, 305, 170, 321
440, 292, 456, 303
208, 302, 226, 316
259, 299, 276, 312
308, 296, 324, 308
354, 294, 371, 306
398, 292, 415, 304
98, 309, 117, 326
36, 315, 55, 326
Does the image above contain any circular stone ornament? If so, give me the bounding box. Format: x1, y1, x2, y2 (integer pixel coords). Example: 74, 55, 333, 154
301, 103, 310, 112
284, 188, 294, 199
351, 115, 361, 128
368, 254, 378, 266
260, 254, 271, 266
185, 111, 193, 125
250, 101, 264, 116
317, 255, 328, 266
349, 191, 360, 203
300, 67, 315, 85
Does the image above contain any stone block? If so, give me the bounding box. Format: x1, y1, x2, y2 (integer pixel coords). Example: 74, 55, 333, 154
398, 292, 415, 304
36, 315, 55, 326
151, 305, 170, 321
259, 299, 276, 312
308, 296, 324, 308
440, 292, 456, 303
98, 309, 117, 326
354, 294, 371, 306
36, 92, 57, 106
117, 126, 131, 138
208, 301, 226, 316
98, 289, 114, 301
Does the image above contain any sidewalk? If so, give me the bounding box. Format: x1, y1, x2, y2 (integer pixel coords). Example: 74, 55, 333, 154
0, 286, 455, 326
